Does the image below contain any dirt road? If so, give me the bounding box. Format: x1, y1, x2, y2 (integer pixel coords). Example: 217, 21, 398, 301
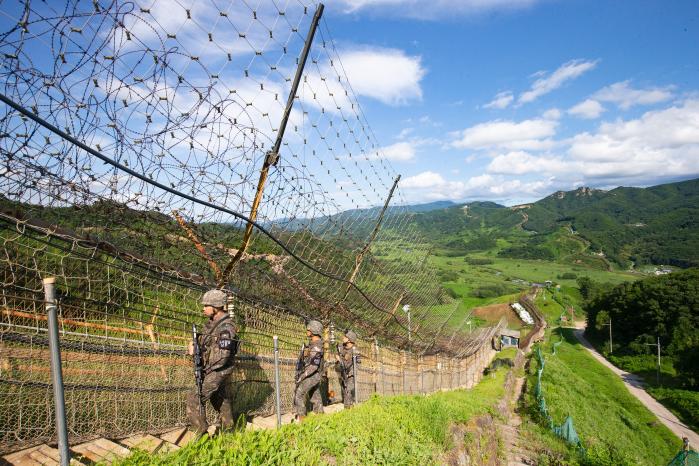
572, 327, 699, 449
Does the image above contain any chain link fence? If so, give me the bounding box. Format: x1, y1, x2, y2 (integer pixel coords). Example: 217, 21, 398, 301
0, 0, 508, 455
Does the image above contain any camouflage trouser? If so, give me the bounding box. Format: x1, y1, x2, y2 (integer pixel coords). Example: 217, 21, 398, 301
186, 370, 233, 435
340, 375, 355, 408
294, 374, 323, 417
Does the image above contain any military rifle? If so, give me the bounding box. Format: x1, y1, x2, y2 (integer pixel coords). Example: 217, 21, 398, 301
192, 324, 205, 416
295, 343, 306, 384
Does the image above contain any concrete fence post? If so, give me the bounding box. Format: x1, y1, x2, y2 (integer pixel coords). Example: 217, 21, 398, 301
273, 336, 282, 428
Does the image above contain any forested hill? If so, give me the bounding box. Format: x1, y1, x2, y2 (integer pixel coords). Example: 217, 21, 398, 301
407, 178, 699, 269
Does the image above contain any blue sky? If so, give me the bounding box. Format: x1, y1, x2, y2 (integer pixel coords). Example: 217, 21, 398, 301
1, 0, 698, 218
320, 0, 699, 205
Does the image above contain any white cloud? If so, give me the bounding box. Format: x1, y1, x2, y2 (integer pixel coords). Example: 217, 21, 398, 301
484, 91, 514, 109
518, 59, 598, 105
489, 99, 699, 184
568, 99, 699, 167
335, 47, 425, 105
542, 108, 562, 120
568, 99, 605, 119
336, 0, 542, 18
402, 171, 452, 189
451, 118, 557, 151
487, 151, 568, 175
592, 81, 674, 110
373, 141, 416, 161
397, 128, 415, 139
400, 170, 554, 201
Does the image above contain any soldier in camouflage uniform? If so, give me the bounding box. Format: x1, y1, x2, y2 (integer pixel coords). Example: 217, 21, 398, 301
294, 320, 325, 420
335, 329, 358, 408
186, 289, 238, 435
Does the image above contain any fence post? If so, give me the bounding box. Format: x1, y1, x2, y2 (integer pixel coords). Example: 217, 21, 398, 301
401, 350, 406, 394
44, 277, 70, 466
273, 336, 282, 428
352, 347, 358, 404
419, 356, 424, 394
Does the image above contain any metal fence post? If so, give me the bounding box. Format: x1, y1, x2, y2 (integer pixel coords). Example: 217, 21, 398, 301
401, 351, 406, 395
44, 277, 70, 466
352, 347, 358, 405
273, 336, 282, 428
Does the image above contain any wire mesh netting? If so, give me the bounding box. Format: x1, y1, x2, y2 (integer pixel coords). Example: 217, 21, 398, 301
0, 0, 507, 453
667, 450, 699, 466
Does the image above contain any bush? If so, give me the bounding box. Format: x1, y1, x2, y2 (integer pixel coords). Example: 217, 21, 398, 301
558, 272, 577, 280
464, 257, 493, 265
647, 387, 699, 431
469, 283, 516, 298
438, 270, 460, 282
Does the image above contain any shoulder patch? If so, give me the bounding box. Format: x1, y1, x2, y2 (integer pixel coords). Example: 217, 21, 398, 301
218, 330, 232, 350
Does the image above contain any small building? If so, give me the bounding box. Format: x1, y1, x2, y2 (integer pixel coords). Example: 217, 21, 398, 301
494, 328, 521, 350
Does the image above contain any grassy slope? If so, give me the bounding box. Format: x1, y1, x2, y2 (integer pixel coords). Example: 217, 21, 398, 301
588, 342, 699, 433
114, 367, 509, 466
521, 327, 680, 466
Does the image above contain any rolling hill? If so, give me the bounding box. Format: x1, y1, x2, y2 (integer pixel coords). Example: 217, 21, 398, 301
405, 178, 699, 269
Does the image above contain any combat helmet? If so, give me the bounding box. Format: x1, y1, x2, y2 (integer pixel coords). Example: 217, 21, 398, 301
201, 289, 227, 308
344, 330, 358, 343
306, 320, 323, 336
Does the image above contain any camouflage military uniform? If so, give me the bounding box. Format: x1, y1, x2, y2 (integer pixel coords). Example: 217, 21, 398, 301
294, 339, 324, 417
335, 345, 356, 407
186, 314, 237, 434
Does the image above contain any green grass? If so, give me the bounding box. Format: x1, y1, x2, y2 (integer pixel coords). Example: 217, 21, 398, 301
590, 348, 699, 435
647, 388, 699, 432
113, 367, 510, 465
521, 328, 680, 466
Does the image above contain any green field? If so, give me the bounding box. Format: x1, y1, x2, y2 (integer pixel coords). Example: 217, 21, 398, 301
520, 328, 681, 466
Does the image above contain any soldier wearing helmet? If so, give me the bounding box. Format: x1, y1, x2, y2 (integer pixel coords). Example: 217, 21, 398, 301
293, 319, 325, 420
335, 329, 358, 408
186, 289, 238, 435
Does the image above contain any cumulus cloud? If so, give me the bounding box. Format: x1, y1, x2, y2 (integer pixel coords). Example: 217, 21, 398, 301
300, 47, 424, 111
373, 141, 416, 161
568, 99, 699, 166
400, 171, 554, 201
335, 47, 425, 105
592, 81, 674, 110
486, 151, 568, 175
484, 91, 514, 109
518, 59, 598, 105
542, 108, 562, 120
451, 118, 558, 151
494, 99, 699, 184
568, 99, 605, 119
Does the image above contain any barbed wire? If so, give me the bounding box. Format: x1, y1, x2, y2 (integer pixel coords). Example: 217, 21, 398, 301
0, 0, 508, 454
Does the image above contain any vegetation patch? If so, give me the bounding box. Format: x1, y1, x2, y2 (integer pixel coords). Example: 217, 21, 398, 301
115, 368, 509, 466
521, 328, 679, 466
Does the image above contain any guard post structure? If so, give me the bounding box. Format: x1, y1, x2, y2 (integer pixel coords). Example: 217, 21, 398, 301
44, 277, 70, 466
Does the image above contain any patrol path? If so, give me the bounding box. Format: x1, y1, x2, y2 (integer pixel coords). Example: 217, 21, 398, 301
572, 326, 699, 449
2, 405, 346, 465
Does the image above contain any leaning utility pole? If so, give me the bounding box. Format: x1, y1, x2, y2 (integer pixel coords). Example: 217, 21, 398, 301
220, 3, 325, 285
